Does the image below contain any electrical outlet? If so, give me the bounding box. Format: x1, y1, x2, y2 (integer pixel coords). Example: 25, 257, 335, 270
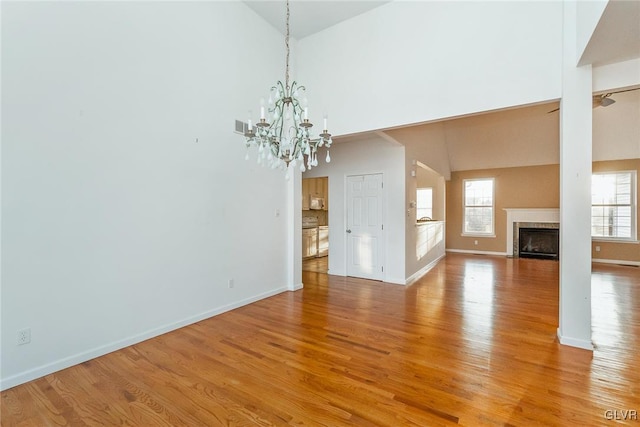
595, 245, 601, 252
17, 328, 31, 345
228, 279, 234, 288
474, 240, 479, 246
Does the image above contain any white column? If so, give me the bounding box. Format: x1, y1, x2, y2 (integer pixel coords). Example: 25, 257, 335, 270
287, 168, 303, 291
557, 1, 593, 350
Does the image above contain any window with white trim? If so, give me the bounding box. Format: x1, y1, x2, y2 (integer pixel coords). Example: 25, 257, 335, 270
463, 178, 494, 235
416, 188, 433, 220
591, 171, 636, 240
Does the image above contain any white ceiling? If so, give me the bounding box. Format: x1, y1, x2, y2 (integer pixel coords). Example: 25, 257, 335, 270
243, 1, 390, 39
245, 0, 639, 65
246, 0, 640, 170
579, 0, 640, 66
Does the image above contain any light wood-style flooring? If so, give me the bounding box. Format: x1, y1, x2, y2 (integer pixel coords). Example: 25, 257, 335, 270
1, 254, 639, 426
302, 256, 328, 273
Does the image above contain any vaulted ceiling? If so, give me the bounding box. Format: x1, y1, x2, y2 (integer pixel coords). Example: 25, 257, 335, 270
243, 1, 390, 39
245, 0, 639, 67
247, 1, 640, 172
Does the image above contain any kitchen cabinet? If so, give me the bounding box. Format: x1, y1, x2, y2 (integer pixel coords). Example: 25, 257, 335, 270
302, 177, 328, 210
302, 228, 318, 258
302, 179, 310, 210
317, 226, 329, 257
314, 178, 328, 210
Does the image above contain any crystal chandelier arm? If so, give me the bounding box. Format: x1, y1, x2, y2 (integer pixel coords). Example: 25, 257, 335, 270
270, 99, 286, 142
241, 0, 331, 176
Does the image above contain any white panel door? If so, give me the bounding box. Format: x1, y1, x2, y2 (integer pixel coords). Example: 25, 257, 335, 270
346, 174, 383, 280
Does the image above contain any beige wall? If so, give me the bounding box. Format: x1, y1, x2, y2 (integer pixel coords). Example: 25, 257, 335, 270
446, 164, 560, 254
446, 160, 640, 263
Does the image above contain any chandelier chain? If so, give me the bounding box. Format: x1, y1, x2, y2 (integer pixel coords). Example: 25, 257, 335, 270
242, 0, 332, 178
285, 0, 290, 91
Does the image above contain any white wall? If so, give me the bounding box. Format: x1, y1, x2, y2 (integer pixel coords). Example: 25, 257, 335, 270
303, 136, 406, 284
592, 59, 640, 92
576, 0, 608, 63
558, 1, 593, 350
1, 2, 289, 389
405, 164, 446, 282
384, 123, 451, 180
297, 1, 563, 136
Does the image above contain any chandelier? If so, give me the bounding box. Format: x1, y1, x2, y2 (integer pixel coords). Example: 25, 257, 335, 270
243, 0, 332, 179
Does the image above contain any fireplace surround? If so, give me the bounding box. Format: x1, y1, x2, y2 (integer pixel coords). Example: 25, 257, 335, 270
518, 226, 559, 259
504, 208, 560, 258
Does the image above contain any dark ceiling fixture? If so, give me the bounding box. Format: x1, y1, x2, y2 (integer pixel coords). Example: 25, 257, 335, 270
547, 87, 640, 113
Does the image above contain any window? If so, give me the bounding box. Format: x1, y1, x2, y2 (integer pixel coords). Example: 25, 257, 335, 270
463, 178, 494, 235
591, 171, 636, 240
416, 188, 433, 220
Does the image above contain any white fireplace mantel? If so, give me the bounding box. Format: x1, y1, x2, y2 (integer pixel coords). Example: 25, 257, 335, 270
504, 208, 560, 256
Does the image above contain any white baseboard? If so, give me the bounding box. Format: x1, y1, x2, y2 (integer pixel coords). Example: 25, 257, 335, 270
557, 328, 594, 351
405, 253, 446, 286
288, 282, 304, 291
384, 277, 407, 285
0, 286, 289, 391
592, 258, 640, 267
446, 249, 508, 257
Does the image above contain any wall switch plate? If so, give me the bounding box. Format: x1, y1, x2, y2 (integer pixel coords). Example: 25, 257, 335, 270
17, 328, 31, 345
228, 279, 234, 288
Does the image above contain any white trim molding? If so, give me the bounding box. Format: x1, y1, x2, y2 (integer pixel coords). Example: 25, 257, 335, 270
288, 282, 304, 291
557, 328, 594, 351
446, 249, 507, 257
405, 253, 446, 286
504, 208, 560, 257
592, 258, 640, 267
0, 287, 289, 391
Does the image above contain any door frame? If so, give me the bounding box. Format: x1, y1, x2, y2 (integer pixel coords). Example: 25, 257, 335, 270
344, 172, 385, 281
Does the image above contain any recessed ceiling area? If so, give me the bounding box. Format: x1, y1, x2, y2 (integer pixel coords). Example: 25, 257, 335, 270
243, 1, 391, 39
334, 88, 639, 172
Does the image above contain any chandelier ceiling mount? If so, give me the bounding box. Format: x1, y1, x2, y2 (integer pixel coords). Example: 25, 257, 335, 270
242, 0, 332, 179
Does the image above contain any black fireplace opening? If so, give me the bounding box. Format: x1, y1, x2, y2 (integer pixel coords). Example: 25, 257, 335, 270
519, 227, 559, 260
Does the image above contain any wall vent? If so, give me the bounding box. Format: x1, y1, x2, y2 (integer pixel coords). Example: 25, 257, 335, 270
234, 120, 247, 135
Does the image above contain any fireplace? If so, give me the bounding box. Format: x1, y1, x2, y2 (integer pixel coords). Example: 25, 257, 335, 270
518, 227, 559, 260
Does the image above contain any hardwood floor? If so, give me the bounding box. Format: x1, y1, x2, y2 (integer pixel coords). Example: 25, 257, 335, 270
2, 254, 639, 426
302, 256, 328, 273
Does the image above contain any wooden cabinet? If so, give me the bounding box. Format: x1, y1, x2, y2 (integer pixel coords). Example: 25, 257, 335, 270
317, 226, 329, 257
302, 177, 328, 210
302, 179, 310, 210
321, 177, 328, 210
302, 228, 318, 258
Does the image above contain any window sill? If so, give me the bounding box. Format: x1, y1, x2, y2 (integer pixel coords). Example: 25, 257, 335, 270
592, 238, 639, 244
461, 233, 496, 238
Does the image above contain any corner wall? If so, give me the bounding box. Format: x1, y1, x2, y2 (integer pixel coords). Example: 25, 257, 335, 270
1, 2, 288, 389
303, 136, 406, 284
297, 1, 563, 136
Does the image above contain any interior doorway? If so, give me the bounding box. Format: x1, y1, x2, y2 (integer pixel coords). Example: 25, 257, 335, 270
302, 176, 329, 274
346, 173, 384, 280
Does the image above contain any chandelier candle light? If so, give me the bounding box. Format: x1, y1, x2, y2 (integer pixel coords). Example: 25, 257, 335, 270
243, 0, 332, 179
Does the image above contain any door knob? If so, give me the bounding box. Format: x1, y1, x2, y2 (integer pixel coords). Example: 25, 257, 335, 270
346, 229, 352, 233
